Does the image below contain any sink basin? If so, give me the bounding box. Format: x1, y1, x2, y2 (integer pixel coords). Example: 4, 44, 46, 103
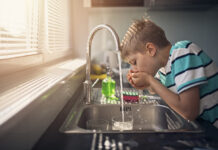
60, 104, 203, 133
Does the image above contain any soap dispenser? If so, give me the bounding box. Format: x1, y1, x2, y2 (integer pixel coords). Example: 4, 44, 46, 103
101, 66, 117, 100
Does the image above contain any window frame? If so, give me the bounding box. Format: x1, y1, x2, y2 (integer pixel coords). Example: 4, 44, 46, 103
0, 0, 73, 76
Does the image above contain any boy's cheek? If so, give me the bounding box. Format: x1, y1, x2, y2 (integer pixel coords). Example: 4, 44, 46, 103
138, 68, 149, 73
130, 66, 139, 72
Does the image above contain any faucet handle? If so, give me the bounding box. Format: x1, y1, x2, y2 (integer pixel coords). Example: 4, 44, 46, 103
83, 80, 92, 104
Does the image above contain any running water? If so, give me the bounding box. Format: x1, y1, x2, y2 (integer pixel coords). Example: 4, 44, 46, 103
117, 51, 125, 122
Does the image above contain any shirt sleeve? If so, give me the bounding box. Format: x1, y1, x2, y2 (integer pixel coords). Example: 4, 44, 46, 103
155, 70, 165, 85
171, 44, 208, 93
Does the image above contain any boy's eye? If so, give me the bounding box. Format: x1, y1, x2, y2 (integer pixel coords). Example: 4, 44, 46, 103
130, 60, 136, 65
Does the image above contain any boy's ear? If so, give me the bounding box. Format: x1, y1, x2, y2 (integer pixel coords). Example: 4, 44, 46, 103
145, 42, 156, 57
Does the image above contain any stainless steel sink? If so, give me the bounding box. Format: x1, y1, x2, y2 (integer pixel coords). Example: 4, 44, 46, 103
60, 103, 203, 133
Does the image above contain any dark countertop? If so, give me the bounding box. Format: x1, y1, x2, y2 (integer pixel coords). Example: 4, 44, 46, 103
33, 88, 218, 150
33, 132, 218, 150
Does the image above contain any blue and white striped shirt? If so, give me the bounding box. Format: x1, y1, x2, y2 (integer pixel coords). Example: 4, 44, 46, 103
157, 40, 218, 128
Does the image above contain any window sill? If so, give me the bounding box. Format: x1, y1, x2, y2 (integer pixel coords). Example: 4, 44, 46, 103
0, 58, 86, 126
0, 50, 74, 77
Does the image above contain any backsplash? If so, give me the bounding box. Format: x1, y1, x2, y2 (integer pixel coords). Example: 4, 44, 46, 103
72, 1, 218, 65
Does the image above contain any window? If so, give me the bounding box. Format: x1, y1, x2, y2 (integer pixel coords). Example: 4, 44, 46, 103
46, 0, 70, 52
0, 0, 39, 59
0, 0, 83, 131
0, 0, 72, 75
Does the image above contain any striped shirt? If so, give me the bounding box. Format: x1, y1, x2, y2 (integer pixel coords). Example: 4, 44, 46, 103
157, 40, 218, 128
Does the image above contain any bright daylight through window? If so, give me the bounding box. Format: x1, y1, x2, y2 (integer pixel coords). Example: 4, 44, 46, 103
0, 0, 38, 59
0, 0, 70, 60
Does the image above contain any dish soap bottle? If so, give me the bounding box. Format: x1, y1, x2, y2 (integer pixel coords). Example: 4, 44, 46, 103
101, 66, 117, 100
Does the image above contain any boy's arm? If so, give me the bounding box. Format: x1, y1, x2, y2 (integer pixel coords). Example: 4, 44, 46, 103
147, 86, 156, 95
148, 75, 200, 121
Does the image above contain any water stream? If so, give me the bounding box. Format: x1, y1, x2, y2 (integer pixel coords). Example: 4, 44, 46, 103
117, 52, 125, 122
116, 52, 144, 130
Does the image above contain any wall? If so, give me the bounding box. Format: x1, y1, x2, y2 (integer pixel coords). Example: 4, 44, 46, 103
71, 0, 89, 59
71, 1, 218, 65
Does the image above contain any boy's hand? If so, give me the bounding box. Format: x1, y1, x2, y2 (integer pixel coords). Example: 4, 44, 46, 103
127, 70, 150, 90
131, 71, 151, 88
127, 70, 138, 88
127, 69, 136, 85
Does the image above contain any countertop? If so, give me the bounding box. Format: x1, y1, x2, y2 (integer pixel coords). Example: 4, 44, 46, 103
33, 87, 218, 150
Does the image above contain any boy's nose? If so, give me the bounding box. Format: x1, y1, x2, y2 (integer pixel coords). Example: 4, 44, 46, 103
131, 66, 138, 72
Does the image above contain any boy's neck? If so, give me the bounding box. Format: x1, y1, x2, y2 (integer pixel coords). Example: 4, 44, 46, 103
160, 44, 172, 67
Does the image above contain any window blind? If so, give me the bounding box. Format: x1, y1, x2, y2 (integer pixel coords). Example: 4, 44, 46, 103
0, 0, 39, 58
47, 0, 70, 52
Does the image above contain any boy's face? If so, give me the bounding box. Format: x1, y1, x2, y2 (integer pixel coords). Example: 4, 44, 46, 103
127, 51, 158, 76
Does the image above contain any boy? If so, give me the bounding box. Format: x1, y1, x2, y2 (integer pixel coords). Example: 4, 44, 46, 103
120, 19, 218, 128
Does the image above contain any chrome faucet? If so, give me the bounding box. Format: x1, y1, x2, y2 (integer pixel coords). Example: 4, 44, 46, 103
83, 24, 121, 104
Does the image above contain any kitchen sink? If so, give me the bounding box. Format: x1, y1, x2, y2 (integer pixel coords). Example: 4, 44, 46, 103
60, 103, 203, 133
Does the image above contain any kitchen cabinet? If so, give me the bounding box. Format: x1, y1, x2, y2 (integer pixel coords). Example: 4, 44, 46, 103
83, 0, 218, 10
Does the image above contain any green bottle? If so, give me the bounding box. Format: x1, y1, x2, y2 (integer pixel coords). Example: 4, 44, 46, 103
101, 67, 117, 100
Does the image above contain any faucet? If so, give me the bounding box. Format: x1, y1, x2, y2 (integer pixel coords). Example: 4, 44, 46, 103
83, 24, 121, 104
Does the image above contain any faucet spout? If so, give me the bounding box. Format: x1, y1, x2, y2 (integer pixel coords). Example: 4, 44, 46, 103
84, 24, 121, 104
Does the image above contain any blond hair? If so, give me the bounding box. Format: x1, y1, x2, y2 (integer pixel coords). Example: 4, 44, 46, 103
120, 19, 170, 60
